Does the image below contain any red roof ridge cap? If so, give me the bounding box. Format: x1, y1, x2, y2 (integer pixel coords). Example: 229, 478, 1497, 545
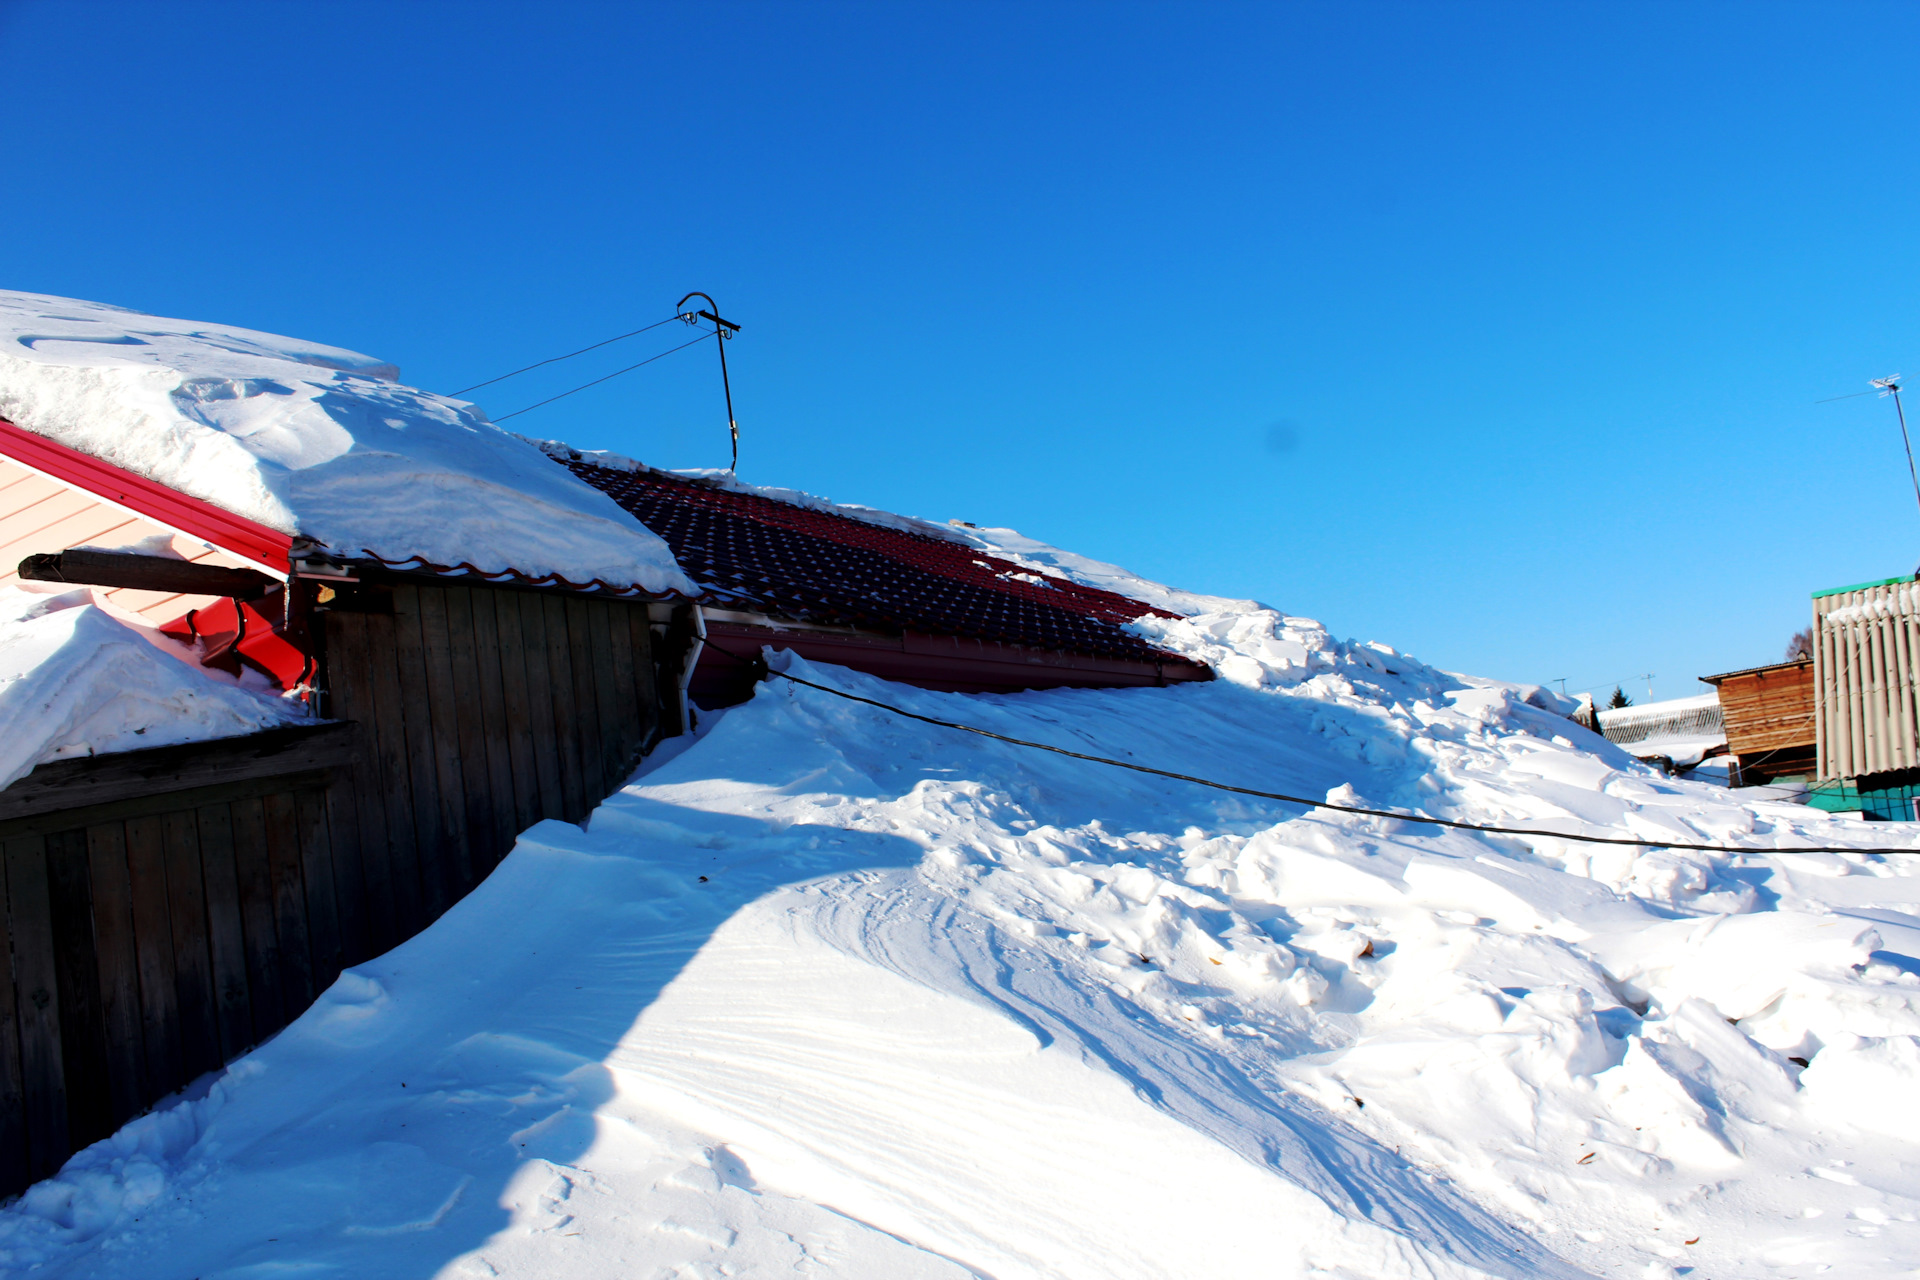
0, 416, 295, 573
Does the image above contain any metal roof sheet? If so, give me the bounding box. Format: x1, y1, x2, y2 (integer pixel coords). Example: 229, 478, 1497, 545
560, 459, 1193, 666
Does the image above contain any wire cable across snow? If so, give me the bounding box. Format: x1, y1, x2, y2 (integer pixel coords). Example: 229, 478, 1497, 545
701, 638, 1915, 856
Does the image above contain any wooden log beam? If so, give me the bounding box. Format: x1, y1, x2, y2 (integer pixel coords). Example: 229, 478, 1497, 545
18, 550, 278, 601
0, 724, 358, 825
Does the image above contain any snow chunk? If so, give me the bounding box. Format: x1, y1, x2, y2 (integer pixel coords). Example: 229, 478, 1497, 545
0, 584, 301, 788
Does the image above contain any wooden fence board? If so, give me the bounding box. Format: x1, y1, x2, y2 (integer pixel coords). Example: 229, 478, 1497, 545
588, 600, 625, 795
622, 610, 652, 759
45, 830, 110, 1150
122, 816, 180, 1103
296, 788, 341, 993
228, 797, 282, 1046
441, 587, 497, 882
83, 822, 145, 1126
468, 589, 520, 871
492, 591, 542, 832
319, 611, 378, 962
417, 586, 471, 910
5, 835, 67, 1178
0, 839, 28, 1193
324, 781, 367, 967
363, 609, 423, 943
519, 592, 570, 821
262, 794, 313, 1014
161, 812, 219, 1083
193, 803, 251, 1064
541, 594, 587, 821
564, 597, 605, 810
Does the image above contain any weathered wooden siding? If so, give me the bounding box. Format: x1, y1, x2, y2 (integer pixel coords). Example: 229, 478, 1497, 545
0, 579, 671, 1199
1711, 660, 1815, 757
0, 725, 355, 1192
316, 582, 660, 951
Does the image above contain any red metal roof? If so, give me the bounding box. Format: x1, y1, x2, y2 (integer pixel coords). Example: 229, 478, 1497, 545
0, 418, 294, 574
559, 458, 1197, 668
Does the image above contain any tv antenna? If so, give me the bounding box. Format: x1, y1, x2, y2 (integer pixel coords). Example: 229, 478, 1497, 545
1871, 375, 1920, 526
678, 292, 741, 472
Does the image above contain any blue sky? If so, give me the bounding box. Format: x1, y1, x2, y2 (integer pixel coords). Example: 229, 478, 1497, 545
5, 1, 1917, 702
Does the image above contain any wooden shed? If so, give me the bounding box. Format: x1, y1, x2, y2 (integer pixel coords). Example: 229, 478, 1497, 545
1699, 659, 1816, 786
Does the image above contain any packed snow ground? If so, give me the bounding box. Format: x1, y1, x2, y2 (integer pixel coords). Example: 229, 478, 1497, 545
0, 583, 300, 789
0, 293, 691, 593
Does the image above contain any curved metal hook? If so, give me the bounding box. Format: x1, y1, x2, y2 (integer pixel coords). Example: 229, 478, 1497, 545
676, 292, 740, 471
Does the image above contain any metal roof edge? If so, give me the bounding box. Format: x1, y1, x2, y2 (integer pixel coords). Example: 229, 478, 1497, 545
0, 416, 295, 575
1812, 574, 1917, 599
1699, 658, 1814, 684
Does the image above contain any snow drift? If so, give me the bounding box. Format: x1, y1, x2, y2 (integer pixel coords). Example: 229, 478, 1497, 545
0, 292, 693, 594
0, 594, 1913, 1277
0, 496, 1916, 1276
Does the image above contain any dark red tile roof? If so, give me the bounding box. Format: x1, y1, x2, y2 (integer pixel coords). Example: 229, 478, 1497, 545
557, 457, 1186, 663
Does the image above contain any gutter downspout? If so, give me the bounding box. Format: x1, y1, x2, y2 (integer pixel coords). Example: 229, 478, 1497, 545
678, 603, 706, 735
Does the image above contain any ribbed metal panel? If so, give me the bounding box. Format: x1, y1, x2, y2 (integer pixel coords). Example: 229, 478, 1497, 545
1815, 579, 1920, 779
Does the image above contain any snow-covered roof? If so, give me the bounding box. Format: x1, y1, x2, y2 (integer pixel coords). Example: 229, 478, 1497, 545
0, 292, 695, 596
1597, 692, 1726, 767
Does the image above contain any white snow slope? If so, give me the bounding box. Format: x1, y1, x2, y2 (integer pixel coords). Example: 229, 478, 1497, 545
0, 293, 693, 594
3, 553, 1920, 1279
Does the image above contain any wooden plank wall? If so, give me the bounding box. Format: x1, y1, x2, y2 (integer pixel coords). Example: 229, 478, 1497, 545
0, 759, 345, 1192
319, 582, 660, 955
0, 581, 667, 1199
1715, 661, 1816, 756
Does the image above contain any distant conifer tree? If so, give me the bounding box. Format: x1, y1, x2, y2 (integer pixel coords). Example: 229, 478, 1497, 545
1607, 686, 1632, 709
1786, 628, 1813, 661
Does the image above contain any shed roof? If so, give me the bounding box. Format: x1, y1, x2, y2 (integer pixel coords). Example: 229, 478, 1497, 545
559, 456, 1190, 665
1700, 658, 1813, 685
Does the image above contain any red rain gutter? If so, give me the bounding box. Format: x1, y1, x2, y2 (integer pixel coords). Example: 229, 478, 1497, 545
0, 418, 294, 574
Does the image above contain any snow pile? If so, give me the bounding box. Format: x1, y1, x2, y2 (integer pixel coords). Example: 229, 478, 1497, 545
0, 293, 693, 593
0, 585, 302, 789
3, 537, 1920, 1277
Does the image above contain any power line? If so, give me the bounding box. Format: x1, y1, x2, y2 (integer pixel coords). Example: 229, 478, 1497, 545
1873, 376, 1920, 527
491, 331, 714, 423
449, 314, 687, 397
701, 639, 1914, 856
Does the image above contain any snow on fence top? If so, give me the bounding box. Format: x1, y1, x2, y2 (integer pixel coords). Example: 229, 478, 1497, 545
0, 292, 695, 596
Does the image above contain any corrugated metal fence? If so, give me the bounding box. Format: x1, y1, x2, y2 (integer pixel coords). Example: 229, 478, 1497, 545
1814, 577, 1920, 780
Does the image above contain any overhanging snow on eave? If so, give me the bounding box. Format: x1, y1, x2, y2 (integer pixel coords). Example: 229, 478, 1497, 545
0, 416, 294, 576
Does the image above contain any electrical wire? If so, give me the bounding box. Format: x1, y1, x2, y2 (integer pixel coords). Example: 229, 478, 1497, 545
492, 331, 713, 423
699, 638, 1915, 856
450, 314, 687, 396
